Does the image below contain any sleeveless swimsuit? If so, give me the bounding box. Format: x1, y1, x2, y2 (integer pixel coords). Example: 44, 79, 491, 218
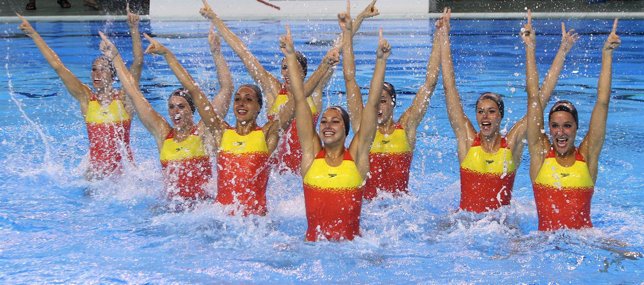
533, 148, 594, 231
268, 87, 318, 174
84, 92, 133, 177
459, 135, 516, 212
364, 124, 413, 200
159, 127, 212, 200
216, 127, 270, 216
303, 149, 364, 241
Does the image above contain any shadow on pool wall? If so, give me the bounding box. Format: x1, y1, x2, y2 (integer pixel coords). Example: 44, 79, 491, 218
2, 0, 642, 17
433, 0, 644, 13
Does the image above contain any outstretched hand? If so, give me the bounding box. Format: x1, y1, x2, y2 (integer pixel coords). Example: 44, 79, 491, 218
126, 3, 140, 28
208, 24, 221, 53
16, 14, 36, 37
98, 31, 119, 59
338, 0, 353, 32
560, 22, 579, 52
200, 0, 217, 20
279, 25, 295, 56
376, 28, 391, 59
603, 19, 621, 51
357, 0, 379, 21
436, 7, 451, 42
143, 33, 168, 55
520, 9, 536, 48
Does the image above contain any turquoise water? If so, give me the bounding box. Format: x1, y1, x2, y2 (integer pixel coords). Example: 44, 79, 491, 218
0, 19, 642, 283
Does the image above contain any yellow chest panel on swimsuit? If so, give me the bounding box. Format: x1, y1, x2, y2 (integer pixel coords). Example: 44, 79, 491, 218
85, 99, 130, 124
535, 157, 594, 189
371, 128, 411, 154
219, 129, 268, 154
160, 133, 207, 162
304, 157, 363, 191
268, 94, 317, 116
461, 145, 515, 174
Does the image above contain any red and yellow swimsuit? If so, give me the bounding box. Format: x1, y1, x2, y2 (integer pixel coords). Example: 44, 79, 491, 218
533, 148, 594, 231
159, 127, 212, 200
459, 135, 516, 212
268, 87, 318, 174
216, 127, 270, 216
84, 93, 133, 177
364, 124, 413, 200
303, 149, 364, 241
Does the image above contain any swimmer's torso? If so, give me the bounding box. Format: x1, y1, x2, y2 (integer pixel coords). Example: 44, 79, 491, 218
364, 124, 413, 199
84, 93, 133, 176
533, 148, 594, 231
459, 135, 516, 212
216, 127, 270, 216
303, 149, 364, 241
160, 127, 212, 200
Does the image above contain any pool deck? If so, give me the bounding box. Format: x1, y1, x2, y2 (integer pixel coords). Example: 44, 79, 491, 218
1, 0, 643, 22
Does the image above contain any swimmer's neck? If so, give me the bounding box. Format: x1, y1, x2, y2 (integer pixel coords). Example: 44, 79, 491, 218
173, 123, 195, 140
235, 119, 258, 135
377, 118, 395, 134
479, 132, 501, 152
94, 86, 115, 102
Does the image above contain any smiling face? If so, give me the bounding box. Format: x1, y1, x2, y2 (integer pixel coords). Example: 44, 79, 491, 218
319, 108, 347, 146
549, 111, 578, 156
233, 86, 261, 123
475, 99, 502, 139
168, 95, 194, 130
377, 90, 395, 125
91, 57, 114, 90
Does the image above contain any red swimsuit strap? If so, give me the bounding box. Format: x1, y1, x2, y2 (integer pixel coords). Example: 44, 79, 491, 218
166, 125, 199, 140
314, 148, 353, 161
545, 147, 585, 162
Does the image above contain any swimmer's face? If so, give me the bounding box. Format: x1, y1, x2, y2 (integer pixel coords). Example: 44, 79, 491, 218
281, 58, 305, 87
476, 99, 502, 138
168, 95, 194, 129
91, 57, 114, 90
319, 108, 346, 146
233, 86, 261, 122
377, 90, 395, 125
549, 111, 578, 156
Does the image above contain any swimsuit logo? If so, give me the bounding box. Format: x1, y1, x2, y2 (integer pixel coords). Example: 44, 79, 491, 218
560, 173, 570, 178
381, 140, 390, 144
175, 147, 184, 152
328, 173, 337, 178
485, 160, 494, 164
234, 141, 245, 146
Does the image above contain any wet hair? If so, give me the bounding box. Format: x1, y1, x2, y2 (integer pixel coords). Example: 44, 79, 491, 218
238, 84, 263, 109
549, 100, 579, 127
282, 51, 308, 77
170, 88, 196, 114
94, 55, 117, 80
327, 105, 351, 136
476, 92, 505, 118
383, 82, 397, 106
295, 51, 308, 77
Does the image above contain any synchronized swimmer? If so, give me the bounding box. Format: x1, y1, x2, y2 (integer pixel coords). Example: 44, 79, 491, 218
18, 0, 621, 240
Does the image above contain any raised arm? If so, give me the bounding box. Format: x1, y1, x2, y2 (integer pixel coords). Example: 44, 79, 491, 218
99, 32, 170, 149
339, 2, 364, 133
439, 8, 477, 162
200, 0, 281, 106
580, 19, 620, 181
509, 19, 578, 164
522, 16, 550, 180
311, 49, 340, 111
207, 26, 235, 119
398, 17, 443, 149
18, 14, 91, 112
282, 26, 321, 176
126, 4, 144, 85
350, 29, 389, 177
143, 34, 227, 144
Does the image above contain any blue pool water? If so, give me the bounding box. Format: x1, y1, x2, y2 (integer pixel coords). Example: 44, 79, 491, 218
1, 18, 643, 283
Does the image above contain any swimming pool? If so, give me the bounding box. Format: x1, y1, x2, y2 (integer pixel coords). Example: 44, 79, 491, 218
1, 18, 642, 283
